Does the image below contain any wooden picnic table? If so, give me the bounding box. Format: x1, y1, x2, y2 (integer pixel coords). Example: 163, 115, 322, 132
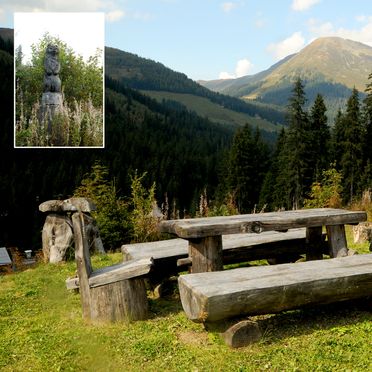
158, 208, 367, 273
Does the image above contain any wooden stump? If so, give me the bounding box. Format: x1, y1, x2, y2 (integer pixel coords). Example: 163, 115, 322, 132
222, 320, 262, 348
90, 278, 148, 322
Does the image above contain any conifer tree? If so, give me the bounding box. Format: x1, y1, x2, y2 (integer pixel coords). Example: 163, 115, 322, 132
309, 94, 330, 179
331, 109, 346, 168
362, 73, 372, 189
279, 77, 312, 209
341, 88, 363, 202
228, 124, 269, 213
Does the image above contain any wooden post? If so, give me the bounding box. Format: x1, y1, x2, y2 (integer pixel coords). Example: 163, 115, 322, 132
188, 236, 223, 273
72, 212, 93, 319
326, 225, 348, 258
306, 226, 323, 261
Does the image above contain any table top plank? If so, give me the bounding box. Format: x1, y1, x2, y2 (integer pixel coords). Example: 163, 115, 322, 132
159, 208, 367, 239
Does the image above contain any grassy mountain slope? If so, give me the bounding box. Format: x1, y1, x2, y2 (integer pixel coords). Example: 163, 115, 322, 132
105, 47, 285, 128
141, 90, 283, 133
200, 37, 372, 122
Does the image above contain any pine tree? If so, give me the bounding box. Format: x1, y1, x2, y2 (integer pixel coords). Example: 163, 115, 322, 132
331, 109, 346, 168
259, 128, 287, 210
362, 73, 372, 189
228, 124, 269, 213
341, 88, 363, 202
278, 78, 312, 209
309, 94, 330, 180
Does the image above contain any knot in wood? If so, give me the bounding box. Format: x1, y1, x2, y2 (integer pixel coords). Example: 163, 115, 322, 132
240, 222, 263, 234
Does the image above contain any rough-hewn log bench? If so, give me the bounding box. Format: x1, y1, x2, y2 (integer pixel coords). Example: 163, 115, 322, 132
178, 253, 372, 322
122, 228, 328, 281
159, 208, 367, 273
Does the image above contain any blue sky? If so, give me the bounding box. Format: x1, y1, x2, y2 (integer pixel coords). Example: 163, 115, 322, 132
2, 0, 372, 80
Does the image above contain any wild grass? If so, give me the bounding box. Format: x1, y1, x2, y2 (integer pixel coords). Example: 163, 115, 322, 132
15, 98, 103, 147
1, 234, 371, 372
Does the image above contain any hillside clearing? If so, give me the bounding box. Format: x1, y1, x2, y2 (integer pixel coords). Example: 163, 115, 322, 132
0, 229, 371, 371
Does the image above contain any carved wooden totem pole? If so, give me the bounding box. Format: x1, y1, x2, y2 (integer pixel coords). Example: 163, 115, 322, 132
40, 44, 63, 133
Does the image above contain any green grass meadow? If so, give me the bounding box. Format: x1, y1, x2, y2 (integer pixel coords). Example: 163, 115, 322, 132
1, 229, 371, 372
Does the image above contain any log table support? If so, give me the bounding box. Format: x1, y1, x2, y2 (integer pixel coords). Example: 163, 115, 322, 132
326, 225, 348, 258
188, 236, 223, 273
306, 226, 324, 261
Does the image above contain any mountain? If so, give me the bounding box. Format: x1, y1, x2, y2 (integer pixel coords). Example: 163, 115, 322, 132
0, 28, 13, 41
200, 37, 372, 122
105, 47, 286, 136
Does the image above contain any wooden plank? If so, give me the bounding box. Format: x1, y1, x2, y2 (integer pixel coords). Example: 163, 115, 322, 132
178, 254, 372, 322
0, 247, 12, 265
189, 236, 223, 273
88, 258, 153, 288
326, 225, 348, 257
159, 208, 367, 239
122, 229, 309, 260
39, 198, 96, 213
72, 212, 93, 319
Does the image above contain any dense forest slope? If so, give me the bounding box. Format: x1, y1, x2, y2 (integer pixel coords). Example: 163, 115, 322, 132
0, 30, 235, 249
105, 47, 285, 128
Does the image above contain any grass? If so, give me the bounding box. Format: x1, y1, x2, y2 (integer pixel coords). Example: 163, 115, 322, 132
15, 98, 103, 147
141, 90, 284, 133
0, 231, 371, 372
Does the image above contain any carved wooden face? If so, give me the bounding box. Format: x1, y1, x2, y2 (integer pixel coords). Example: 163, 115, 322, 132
46, 44, 59, 57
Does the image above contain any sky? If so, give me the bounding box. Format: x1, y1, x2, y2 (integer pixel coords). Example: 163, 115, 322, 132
14, 12, 104, 64
2, 0, 372, 80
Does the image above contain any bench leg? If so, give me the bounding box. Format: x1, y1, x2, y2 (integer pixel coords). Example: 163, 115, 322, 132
188, 236, 223, 273
306, 226, 323, 261
326, 225, 348, 258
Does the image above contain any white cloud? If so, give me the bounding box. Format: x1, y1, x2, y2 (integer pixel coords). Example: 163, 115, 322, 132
267, 31, 305, 60
219, 71, 235, 80
219, 58, 253, 79
221, 2, 237, 13
1, 0, 105, 12
105, 10, 125, 22
14, 12, 104, 64
308, 18, 372, 47
292, 0, 321, 12
235, 58, 253, 77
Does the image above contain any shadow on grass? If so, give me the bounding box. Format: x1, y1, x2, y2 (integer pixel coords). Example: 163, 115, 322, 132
204, 297, 372, 344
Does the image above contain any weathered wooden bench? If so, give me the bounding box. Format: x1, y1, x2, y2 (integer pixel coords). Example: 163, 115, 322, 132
122, 228, 328, 281
0, 247, 13, 273
178, 254, 372, 323
68, 211, 153, 322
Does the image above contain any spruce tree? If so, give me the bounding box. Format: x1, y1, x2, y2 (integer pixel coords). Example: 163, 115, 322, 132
362, 73, 372, 189
228, 124, 269, 213
331, 109, 346, 168
341, 88, 363, 202
279, 77, 312, 209
309, 94, 330, 180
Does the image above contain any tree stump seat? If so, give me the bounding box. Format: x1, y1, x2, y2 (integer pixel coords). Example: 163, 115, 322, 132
69, 212, 152, 322
121, 228, 328, 281
178, 253, 372, 323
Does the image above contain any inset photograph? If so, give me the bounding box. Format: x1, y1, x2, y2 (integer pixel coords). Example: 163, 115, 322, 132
14, 12, 104, 148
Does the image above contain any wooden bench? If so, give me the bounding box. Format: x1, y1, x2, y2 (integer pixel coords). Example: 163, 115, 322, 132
0, 247, 12, 273
122, 228, 328, 281
68, 211, 152, 322
178, 254, 372, 323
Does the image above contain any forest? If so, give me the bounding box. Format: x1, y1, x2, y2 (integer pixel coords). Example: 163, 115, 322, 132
1, 32, 372, 252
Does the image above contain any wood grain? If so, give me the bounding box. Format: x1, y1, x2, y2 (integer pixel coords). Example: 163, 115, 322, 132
178, 254, 372, 322
159, 208, 366, 239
